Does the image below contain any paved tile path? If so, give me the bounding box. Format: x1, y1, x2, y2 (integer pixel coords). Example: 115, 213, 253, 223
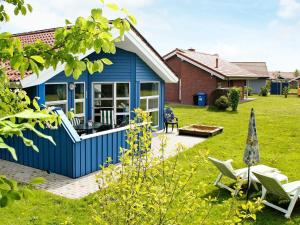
0, 129, 206, 199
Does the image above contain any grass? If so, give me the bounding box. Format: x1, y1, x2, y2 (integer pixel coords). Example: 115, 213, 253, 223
1, 95, 300, 224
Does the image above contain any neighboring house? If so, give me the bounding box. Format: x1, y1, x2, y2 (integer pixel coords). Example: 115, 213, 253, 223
232, 62, 269, 94
164, 48, 260, 105
1, 26, 178, 178
268, 71, 294, 95
269, 71, 295, 81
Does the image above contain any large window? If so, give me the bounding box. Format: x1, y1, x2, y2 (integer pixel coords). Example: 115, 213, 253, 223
45, 83, 67, 112
93, 83, 130, 126
140, 82, 159, 127
74, 83, 85, 123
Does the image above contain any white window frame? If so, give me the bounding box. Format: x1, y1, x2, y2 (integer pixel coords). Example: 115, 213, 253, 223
140, 81, 160, 127
74, 82, 85, 123
92, 82, 131, 126
45, 82, 68, 112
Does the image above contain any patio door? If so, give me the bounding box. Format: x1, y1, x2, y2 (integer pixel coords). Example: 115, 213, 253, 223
93, 83, 114, 123
93, 82, 130, 127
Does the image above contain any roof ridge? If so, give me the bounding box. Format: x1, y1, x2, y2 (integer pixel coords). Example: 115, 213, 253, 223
232, 61, 267, 64
12, 27, 59, 37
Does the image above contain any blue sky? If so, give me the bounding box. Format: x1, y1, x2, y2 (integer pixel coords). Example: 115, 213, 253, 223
1, 0, 300, 71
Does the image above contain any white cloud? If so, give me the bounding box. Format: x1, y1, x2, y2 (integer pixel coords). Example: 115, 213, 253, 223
0, 0, 156, 33
277, 0, 300, 19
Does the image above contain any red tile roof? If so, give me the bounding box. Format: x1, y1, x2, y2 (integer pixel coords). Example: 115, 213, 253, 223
4, 28, 56, 81
164, 49, 261, 79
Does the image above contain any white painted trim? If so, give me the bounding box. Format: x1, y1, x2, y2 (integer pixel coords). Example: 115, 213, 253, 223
74, 82, 86, 124
140, 81, 160, 128
163, 50, 178, 61
80, 121, 151, 140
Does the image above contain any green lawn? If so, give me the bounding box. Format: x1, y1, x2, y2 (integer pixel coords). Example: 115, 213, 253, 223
1, 95, 300, 224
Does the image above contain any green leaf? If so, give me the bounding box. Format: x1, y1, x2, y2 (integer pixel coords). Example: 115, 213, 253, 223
0, 196, 9, 207
107, 3, 119, 11
22, 188, 33, 199
101, 58, 113, 65
20, 6, 26, 15
30, 55, 45, 64
87, 61, 93, 74
30, 177, 45, 185
27, 4, 33, 13
8, 191, 21, 200
15, 110, 51, 119
73, 69, 81, 80
29, 60, 39, 75
128, 15, 137, 25
65, 19, 72, 25
64, 63, 73, 76
0, 183, 11, 191
0, 142, 17, 161
91, 8, 102, 20
13, 7, 19, 16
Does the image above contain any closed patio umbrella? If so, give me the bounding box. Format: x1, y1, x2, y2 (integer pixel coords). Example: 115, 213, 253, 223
243, 108, 260, 200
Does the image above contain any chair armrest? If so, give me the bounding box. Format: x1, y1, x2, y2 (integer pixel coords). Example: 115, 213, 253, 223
287, 185, 300, 195
174, 117, 179, 121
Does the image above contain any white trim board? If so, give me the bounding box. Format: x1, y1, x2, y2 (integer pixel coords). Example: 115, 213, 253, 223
20, 30, 178, 88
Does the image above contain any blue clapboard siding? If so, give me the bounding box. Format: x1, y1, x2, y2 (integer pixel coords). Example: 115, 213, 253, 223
73, 129, 127, 178
0, 113, 129, 178
0, 125, 74, 177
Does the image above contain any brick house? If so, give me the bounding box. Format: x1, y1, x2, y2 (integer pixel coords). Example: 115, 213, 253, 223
164, 48, 261, 105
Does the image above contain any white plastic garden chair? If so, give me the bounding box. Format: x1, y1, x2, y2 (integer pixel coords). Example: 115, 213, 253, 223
208, 157, 282, 195
253, 172, 300, 218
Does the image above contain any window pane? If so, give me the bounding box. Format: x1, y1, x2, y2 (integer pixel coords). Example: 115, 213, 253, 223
117, 83, 129, 98
75, 102, 84, 114
75, 83, 84, 99
149, 111, 159, 126
45, 84, 67, 101
140, 99, 147, 111
148, 98, 159, 110
116, 115, 129, 126
94, 84, 101, 99
101, 84, 113, 98
116, 100, 130, 113
100, 100, 113, 108
141, 83, 159, 97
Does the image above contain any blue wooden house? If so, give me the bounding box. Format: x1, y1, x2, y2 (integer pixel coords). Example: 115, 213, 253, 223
1, 26, 178, 178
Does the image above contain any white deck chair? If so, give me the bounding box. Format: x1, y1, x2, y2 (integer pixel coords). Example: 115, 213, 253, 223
208, 157, 251, 195
253, 172, 300, 218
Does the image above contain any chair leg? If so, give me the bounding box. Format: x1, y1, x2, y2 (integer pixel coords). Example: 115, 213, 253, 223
261, 187, 267, 200
172, 124, 174, 131
214, 173, 223, 186
165, 123, 168, 133
285, 191, 300, 218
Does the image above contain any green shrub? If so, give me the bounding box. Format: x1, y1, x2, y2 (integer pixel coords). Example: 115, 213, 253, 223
282, 86, 289, 98
260, 86, 268, 96
246, 87, 253, 96
228, 88, 240, 111
215, 96, 230, 111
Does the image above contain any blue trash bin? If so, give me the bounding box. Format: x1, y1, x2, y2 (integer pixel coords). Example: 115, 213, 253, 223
195, 92, 207, 106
